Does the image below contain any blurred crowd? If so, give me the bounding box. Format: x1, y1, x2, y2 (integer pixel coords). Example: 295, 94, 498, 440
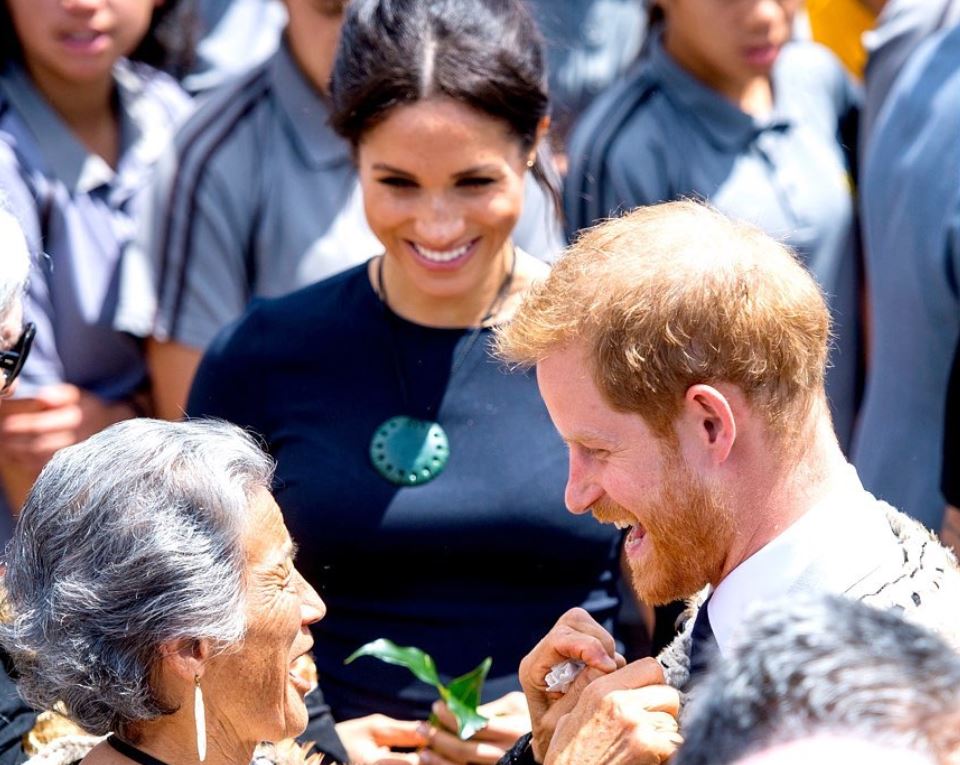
2, 0, 960, 764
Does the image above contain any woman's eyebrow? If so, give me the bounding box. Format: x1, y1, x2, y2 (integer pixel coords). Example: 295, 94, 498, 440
371, 163, 415, 176
453, 164, 499, 178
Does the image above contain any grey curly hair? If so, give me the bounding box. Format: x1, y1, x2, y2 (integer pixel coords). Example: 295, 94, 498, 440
0, 418, 275, 736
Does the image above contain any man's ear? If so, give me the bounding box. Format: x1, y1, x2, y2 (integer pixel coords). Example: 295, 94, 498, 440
158, 638, 212, 682
678, 384, 736, 465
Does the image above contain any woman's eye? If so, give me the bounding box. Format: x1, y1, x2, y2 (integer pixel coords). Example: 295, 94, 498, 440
377, 176, 418, 189
456, 177, 496, 189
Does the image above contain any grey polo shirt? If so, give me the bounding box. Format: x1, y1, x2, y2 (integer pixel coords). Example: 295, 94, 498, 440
118, 39, 564, 351
564, 35, 861, 449
0, 62, 191, 399
853, 26, 960, 530
861, 0, 960, 158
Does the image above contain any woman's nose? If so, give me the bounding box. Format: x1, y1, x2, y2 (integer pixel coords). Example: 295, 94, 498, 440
296, 571, 326, 625
414, 197, 466, 245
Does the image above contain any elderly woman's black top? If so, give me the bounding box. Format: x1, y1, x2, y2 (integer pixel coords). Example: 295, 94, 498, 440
187, 263, 623, 721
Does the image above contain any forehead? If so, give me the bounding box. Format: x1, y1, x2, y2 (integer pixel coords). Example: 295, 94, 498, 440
241, 488, 293, 568
536, 342, 658, 446
357, 98, 522, 168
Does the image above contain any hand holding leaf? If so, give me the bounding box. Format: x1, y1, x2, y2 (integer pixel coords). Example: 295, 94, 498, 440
346, 639, 492, 740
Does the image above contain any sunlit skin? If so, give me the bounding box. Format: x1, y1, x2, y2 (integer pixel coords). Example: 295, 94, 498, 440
659, 0, 799, 112
536, 343, 736, 605
357, 97, 543, 328
81, 490, 326, 765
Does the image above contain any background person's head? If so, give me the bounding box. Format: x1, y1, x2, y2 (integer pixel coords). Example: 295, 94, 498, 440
1, 419, 324, 753
647, 0, 799, 106
674, 595, 960, 765
281, 0, 349, 93
0, 0, 195, 83
0, 207, 30, 399
496, 201, 831, 603
329, 0, 557, 319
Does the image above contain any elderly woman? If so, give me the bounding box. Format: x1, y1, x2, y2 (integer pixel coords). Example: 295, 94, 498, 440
0, 419, 342, 765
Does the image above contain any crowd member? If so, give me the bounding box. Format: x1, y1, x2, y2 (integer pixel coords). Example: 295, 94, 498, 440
0, 419, 355, 765
187, 0, 622, 760
861, 0, 960, 150
0, 208, 30, 406
676, 595, 960, 765
184, 0, 286, 94
564, 0, 861, 450
0, 209, 37, 765
523, 0, 646, 144
0, 0, 193, 524
118, 0, 565, 422
805, 0, 879, 77
492, 201, 960, 765
853, 24, 960, 531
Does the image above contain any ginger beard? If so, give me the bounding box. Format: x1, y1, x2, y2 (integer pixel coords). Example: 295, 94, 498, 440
594, 450, 735, 605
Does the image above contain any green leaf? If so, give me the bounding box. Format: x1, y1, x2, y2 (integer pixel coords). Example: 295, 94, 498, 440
439, 684, 489, 740
344, 639, 441, 687
446, 656, 492, 712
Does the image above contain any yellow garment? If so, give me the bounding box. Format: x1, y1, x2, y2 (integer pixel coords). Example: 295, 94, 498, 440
806, 0, 878, 78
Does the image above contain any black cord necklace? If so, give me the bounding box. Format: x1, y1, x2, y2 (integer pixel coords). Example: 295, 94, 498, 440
107, 735, 171, 765
369, 250, 516, 486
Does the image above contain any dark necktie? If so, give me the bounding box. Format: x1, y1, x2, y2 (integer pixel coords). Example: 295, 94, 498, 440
687, 596, 717, 682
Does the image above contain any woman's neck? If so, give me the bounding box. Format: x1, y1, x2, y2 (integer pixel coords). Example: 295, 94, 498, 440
24, 62, 120, 168
112, 716, 255, 765
374, 244, 515, 329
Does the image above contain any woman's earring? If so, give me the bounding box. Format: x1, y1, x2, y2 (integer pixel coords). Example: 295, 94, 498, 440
194, 675, 207, 762
526, 157, 535, 168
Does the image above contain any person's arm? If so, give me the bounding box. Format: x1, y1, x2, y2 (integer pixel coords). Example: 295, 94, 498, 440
941, 333, 960, 557
147, 339, 204, 421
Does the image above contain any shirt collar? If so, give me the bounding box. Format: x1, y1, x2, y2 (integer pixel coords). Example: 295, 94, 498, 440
271, 38, 351, 169
646, 32, 793, 150
0, 61, 177, 198
708, 463, 902, 655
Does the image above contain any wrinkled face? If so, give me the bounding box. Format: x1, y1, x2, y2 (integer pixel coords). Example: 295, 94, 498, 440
660, 0, 797, 93
537, 342, 735, 605
6, 0, 158, 88
357, 97, 530, 304
203, 490, 325, 743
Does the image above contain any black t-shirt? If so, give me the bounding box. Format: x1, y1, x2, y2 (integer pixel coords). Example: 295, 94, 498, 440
188, 263, 622, 720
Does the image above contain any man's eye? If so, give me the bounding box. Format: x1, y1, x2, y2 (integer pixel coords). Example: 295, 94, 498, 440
377, 176, 418, 188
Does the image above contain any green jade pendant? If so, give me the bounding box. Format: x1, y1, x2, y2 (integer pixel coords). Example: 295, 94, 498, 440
370, 416, 450, 486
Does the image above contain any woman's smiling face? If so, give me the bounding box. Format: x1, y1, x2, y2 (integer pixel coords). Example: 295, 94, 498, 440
356, 97, 532, 308
201, 489, 325, 744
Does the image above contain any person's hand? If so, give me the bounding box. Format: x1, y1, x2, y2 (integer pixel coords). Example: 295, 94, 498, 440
544, 662, 681, 765
0, 384, 136, 471
421, 691, 531, 764
517, 608, 626, 760
335, 713, 429, 764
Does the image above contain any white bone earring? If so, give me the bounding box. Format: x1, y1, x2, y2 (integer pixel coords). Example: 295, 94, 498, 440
194, 675, 206, 762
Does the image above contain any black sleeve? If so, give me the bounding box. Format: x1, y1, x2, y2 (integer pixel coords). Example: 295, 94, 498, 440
497, 733, 538, 765
942, 336, 960, 506
299, 685, 348, 765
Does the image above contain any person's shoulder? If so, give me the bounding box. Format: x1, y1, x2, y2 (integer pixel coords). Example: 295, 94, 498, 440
168, 56, 275, 166
776, 41, 856, 107
115, 61, 193, 123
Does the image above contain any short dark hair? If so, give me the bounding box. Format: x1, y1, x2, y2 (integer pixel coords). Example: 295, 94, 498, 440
0, 0, 196, 78
329, 0, 561, 214
675, 595, 960, 765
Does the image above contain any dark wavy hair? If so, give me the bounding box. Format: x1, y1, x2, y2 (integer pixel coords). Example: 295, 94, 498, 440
330, 0, 562, 217
0, 0, 196, 79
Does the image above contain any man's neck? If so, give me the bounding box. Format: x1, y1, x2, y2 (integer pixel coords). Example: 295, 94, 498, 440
719, 407, 850, 582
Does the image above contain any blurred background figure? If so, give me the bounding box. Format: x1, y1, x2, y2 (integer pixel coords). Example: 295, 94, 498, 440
853, 24, 960, 533
186, 0, 625, 762
803, 0, 879, 78
861, 0, 960, 151
563, 0, 862, 454
675, 595, 960, 765
0, 0, 193, 534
